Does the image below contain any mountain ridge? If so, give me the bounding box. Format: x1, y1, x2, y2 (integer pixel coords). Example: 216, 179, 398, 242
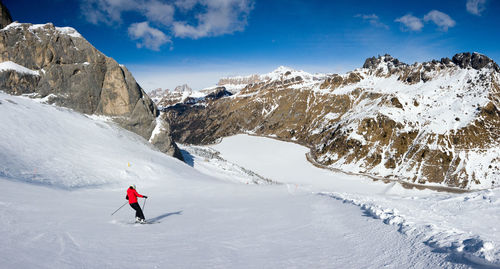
160, 52, 500, 190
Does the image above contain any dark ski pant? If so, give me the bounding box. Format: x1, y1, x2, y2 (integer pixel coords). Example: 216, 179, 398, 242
129, 202, 145, 220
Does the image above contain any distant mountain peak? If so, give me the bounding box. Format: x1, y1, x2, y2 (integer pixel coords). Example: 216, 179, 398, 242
272, 66, 296, 74
173, 84, 193, 93
362, 54, 406, 70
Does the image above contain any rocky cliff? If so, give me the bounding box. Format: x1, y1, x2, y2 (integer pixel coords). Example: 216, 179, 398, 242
0, 1, 12, 29
161, 53, 500, 190
0, 21, 183, 160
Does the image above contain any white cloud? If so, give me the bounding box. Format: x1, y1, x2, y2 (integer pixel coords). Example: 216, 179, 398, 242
395, 14, 424, 31
80, 0, 255, 50
355, 14, 389, 29
466, 0, 487, 16
174, 0, 199, 11
423, 10, 456, 31
143, 0, 175, 25
80, 0, 138, 25
128, 22, 171, 51
173, 0, 255, 39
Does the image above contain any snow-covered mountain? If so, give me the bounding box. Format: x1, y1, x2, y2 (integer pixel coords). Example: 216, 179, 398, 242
148, 88, 169, 103
216, 66, 327, 93
151, 67, 326, 109
153, 84, 210, 108
3, 3, 500, 268
163, 53, 500, 190
1, 92, 499, 268
0, 21, 182, 160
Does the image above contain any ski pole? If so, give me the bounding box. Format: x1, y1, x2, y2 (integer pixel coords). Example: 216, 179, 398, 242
111, 201, 128, 216
142, 197, 147, 212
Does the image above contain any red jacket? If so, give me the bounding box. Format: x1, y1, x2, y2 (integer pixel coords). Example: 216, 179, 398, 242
126, 188, 143, 204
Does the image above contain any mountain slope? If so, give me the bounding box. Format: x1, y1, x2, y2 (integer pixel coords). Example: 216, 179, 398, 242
0, 21, 182, 160
162, 53, 500, 190
0, 92, 467, 269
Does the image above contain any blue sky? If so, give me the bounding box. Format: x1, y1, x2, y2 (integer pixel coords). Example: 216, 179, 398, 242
4, 0, 500, 90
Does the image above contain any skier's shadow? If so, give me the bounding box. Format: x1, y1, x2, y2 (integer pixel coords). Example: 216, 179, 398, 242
148, 210, 183, 222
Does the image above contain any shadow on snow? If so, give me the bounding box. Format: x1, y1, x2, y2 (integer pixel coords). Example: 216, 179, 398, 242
180, 149, 194, 167
148, 211, 183, 223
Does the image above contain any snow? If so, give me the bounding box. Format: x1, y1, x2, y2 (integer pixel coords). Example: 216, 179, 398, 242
0, 61, 40, 76
0, 92, 182, 188
28, 23, 83, 38
218, 83, 248, 93
148, 117, 166, 143
212, 134, 500, 267
55, 26, 83, 38
1, 22, 22, 30
0, 92, 474, 268
214, 66, 327, 96
261, 66, 326, 83
321, 68, 490, 135
1, 22, 82, 39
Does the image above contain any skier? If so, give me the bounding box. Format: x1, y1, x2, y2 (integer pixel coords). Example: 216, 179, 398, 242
126, 184, 148, 223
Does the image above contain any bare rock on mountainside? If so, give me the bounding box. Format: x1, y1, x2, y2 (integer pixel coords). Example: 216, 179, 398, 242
0, 20, 183, 160
452, 52, 500, 71
163, 53, 500, 190
155, 84, 195, 108
0, 1, 12, 29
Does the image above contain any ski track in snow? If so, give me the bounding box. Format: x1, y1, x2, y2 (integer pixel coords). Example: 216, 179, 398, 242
0, 92, 495, 268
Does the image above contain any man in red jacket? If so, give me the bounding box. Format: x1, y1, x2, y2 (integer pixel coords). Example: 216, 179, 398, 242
126, 184, 148, 223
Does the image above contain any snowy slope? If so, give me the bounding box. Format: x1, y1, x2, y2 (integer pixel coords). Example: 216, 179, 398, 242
212, 134, 500, 267
0, 61, 40, 75
324, 67, 492, 134
0, 92, 185, 188
0, 92, 470, 268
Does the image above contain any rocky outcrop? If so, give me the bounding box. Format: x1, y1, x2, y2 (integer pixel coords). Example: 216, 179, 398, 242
163, 53, 500, 190
0, 1, 12, 29
363, 54, 404, 69
452, 52, 500, 71
0, 22, 182, 161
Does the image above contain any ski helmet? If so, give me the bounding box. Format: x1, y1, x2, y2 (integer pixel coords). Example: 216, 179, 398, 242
130, 184, 136, 189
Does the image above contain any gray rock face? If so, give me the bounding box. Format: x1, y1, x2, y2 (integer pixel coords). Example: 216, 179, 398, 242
0, 22, 183, 161
0, 1, 12, 29
452, 52, 500, 71
149, 118, 184, 160
0, 70, 39, 94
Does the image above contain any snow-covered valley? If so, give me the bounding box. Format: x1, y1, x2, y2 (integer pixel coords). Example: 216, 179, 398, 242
0, 91, 498, 268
